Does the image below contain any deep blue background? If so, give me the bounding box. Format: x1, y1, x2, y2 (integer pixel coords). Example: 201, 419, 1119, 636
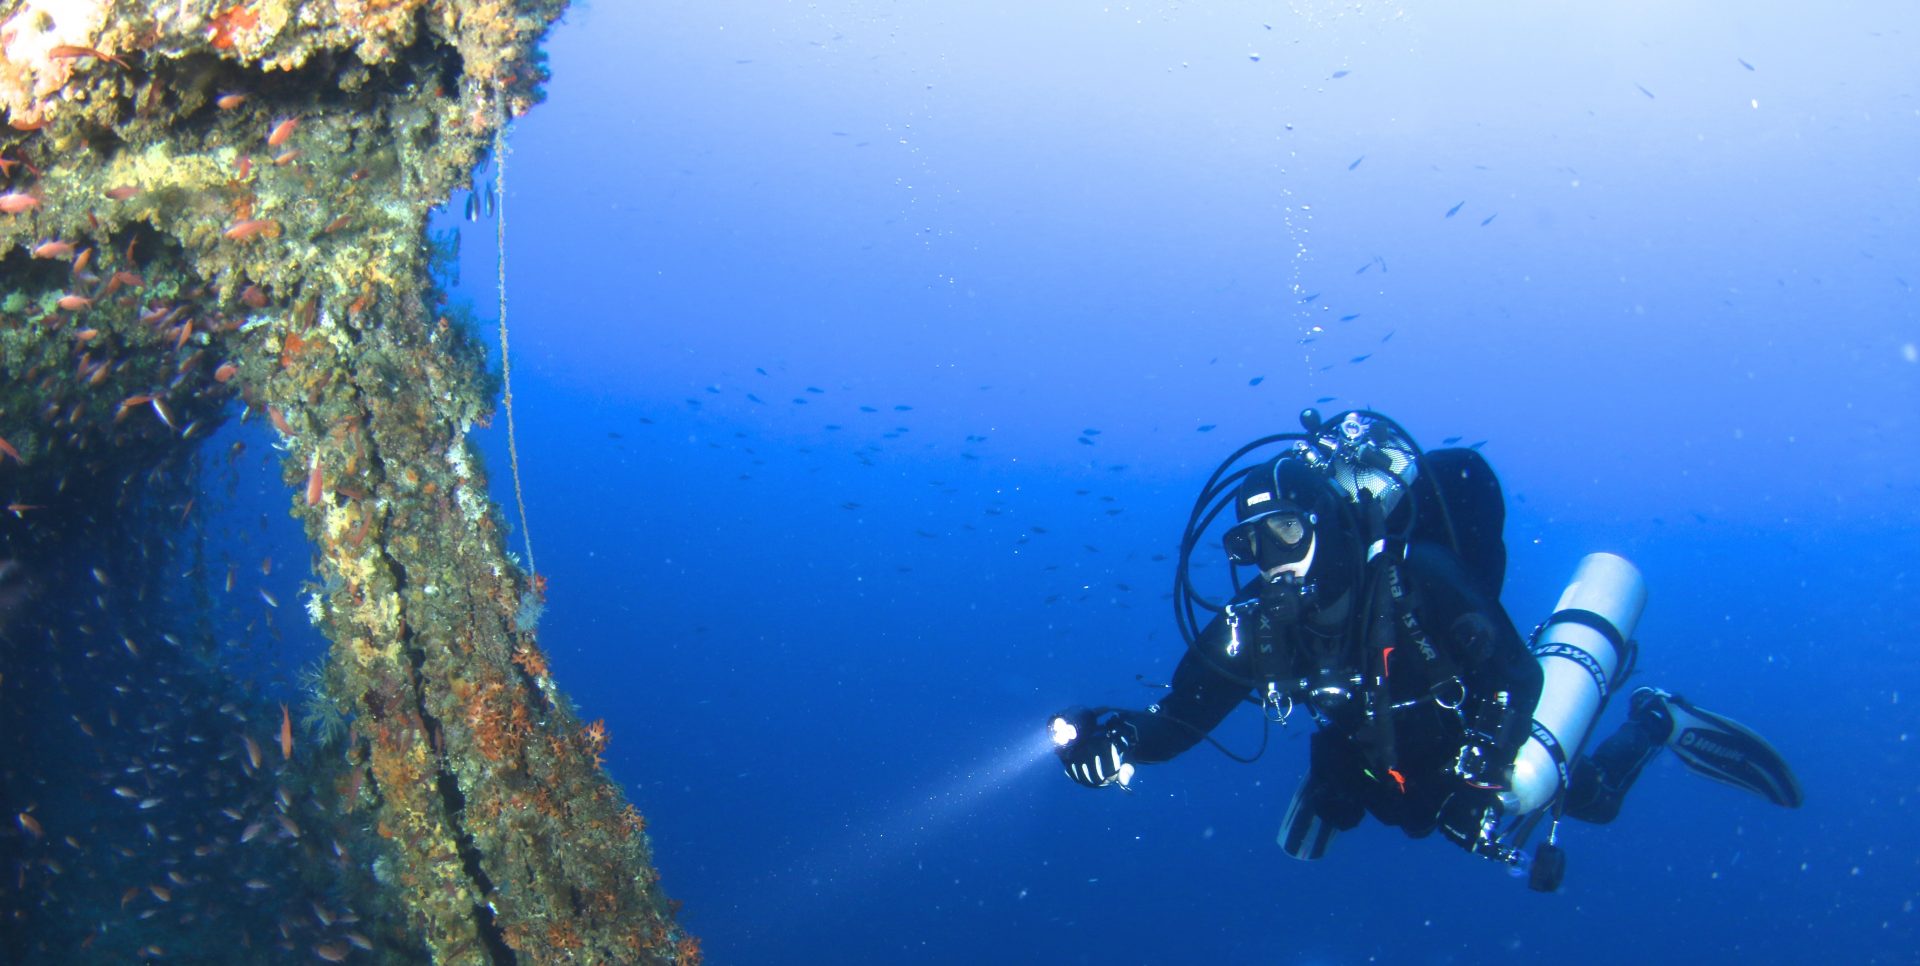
410, 3, 1915, 962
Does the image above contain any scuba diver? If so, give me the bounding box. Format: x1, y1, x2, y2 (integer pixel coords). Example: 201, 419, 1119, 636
1051, 409, 1801, 889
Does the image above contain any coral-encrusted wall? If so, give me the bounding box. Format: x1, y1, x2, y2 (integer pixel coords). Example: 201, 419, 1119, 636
0, 2, 693, 961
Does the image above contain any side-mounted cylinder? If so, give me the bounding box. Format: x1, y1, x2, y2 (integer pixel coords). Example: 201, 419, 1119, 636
1500, 553, 1647, 816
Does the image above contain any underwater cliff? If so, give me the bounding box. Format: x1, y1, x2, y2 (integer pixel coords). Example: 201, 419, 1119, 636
0, 1, 692, 961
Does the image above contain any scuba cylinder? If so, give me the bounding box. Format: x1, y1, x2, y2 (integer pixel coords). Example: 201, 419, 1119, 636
1500, 553, 1646, 816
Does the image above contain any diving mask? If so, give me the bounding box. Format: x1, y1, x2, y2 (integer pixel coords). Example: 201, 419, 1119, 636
1224, 509, 1317, 576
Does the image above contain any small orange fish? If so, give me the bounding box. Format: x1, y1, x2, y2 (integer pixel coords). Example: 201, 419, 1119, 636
266, 117, 298, 146
103, 270, 143, 296
0, 191, 39, 214
305, 453, 325, 507
31, 240, 73, 259
223, 218, 279, 241
320, 214, 351, 234
56, 294, 91, 311
215, 92, 248, 110
214, 362, 239, 383
71, 247, 92, 274
104, 184, 142, 200
16, 812, 42, 838
272, 149, 299, 166
0, 436, 19, 463
242, 733, 262, 770
279, 702, 293, 759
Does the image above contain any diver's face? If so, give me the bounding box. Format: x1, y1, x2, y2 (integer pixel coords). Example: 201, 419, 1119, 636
1226, 508, 1317, 582
1261, 529, 1315, 583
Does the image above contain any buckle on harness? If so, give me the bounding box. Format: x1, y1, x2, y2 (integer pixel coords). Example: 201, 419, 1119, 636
1223, 599, 1261, 658
1263, 682, 1293, 723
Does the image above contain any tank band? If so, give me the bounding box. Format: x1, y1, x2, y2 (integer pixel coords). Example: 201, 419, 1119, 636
1545, 607, 1625, 652
1531, 719, 1571, 791
1535, 642, 1610, 702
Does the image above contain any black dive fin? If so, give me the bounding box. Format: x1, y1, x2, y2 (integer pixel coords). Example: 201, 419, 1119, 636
1278, 775, 1337, 860
1664, 696, 1804, 809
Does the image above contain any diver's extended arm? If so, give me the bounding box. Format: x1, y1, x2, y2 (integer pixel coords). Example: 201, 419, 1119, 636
1054, 618, 1251, 787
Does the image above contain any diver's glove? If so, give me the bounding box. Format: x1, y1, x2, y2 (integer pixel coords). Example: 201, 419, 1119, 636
1050, 707, 1138, 789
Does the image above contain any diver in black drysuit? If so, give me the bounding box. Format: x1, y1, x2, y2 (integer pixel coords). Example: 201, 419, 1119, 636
1053, 413, 1801, 877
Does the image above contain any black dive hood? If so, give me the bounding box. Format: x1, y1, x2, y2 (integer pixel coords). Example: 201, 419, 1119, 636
1172, 408, 1450, 651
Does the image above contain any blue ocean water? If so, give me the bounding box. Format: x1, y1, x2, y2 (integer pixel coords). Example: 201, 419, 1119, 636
433, 3, 1916, 963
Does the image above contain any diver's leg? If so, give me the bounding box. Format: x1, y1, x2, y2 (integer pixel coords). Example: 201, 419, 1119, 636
1566, 688, 1802, 822
1280, 734, 1368, 859
1562, 697, 1667, 823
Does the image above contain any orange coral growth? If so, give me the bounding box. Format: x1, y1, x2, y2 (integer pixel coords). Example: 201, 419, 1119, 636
582, 719, 609, 766
674, 933, 702, 964
466, 681, 530, 762
510, 642, 548, 679
208, 5, 258, 49
544, 922, 584, 951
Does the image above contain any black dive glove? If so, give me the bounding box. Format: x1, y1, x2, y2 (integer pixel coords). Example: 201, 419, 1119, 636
1050, 707, 1138, 789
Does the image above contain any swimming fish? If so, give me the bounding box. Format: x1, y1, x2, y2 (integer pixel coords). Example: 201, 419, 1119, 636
1248, 376, 1265, 386
1737, 57, 1755, 71
1348, 155, 1365, 171
1339, 314, 1360, 322
1634, 83, 1655, 99
1331, 70, 1349, 78
1480, 213, 1497, 226
1445, 201, 1465, 218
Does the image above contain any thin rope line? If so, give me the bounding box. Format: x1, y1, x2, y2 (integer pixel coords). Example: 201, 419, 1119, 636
494, 110, 536, 576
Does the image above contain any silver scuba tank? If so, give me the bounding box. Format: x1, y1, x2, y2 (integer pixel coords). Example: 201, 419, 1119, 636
1500, 552, 1647, 816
